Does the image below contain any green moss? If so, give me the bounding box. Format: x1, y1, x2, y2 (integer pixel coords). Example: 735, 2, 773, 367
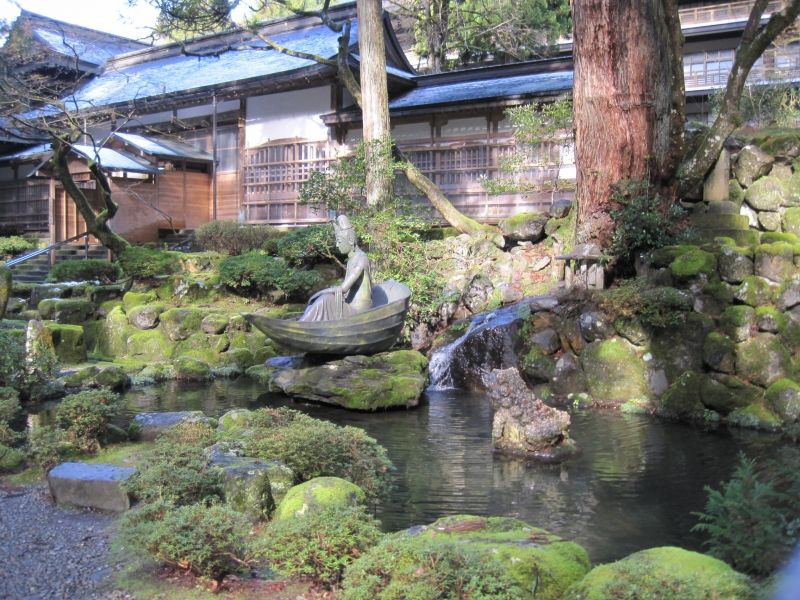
729, 179, 745, 204
762, 231, 799, 244
95, 306, 131, 358
703, 281, 734, 304
244, 364, 277, 386
122, 291, 157, 312
159, 307, 204, 341
220, 348, 256, 370
727, 401, 783, 431
700, 374, 763, 413
126, 329, 175, 362
749, 127, 800, 157
765, 378, 800, 422
174, 332, 223, 365
670, 247, 717, 278
411, 515, 590, 600
581, 338, 649, 405
703, 332, 736, 373
734, 275, 777, 307
735, 333, 791, 387
61, 365, 98, 388
755, 305, 788, 331
274, 476, 366, 521
783, 207, 800, 235
657, 371, 706, 421
755, 241, 795, 256
174, 356, 212, 381
44, 323, 86, 364
649, 244, 696, 268
564, 546, 754, 600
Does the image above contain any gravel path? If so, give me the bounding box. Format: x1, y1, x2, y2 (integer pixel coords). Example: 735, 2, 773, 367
0, 483, 129, 600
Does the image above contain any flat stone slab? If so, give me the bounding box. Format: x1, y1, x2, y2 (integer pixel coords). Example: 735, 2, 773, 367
48, 462, 136, 512
133, 411, 210, 441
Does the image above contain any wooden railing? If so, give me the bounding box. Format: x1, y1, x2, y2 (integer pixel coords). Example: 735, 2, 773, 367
679, 0, 785, 28
0, 180, 49, 232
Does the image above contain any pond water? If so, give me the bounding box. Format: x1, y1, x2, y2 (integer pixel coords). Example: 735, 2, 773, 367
111, 378, 782, 564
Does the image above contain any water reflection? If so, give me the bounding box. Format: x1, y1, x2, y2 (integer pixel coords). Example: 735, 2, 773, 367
114, 378, 781, 563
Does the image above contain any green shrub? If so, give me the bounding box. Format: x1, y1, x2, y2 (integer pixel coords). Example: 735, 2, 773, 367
56, 389, 123, 453
0, 330, 26, 390
218, 252, 322, 300
47, 259, 121, 283
0, 388, 22, 446
118, 246, 181, 280
341, 535, 524, 600
120, 500, 252, 582
26, 425, 71, 471
0, 235, 35, 257
275, 225, 337, 267
0, 442, 25, 471
597, 278, 690, 328
693, 449, 800, 576
126, 422, 222, 506
610, 179, 690, 268
254, 505, 383, 587
235, 408, 392, 499
195, 220, 282, 256
0, 329, 58, 401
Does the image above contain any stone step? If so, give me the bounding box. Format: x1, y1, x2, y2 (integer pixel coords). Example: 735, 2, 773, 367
690, 213, 750, 230
707, 200, 740, 215
695, 228, 762, 246
47, 462, 136, 512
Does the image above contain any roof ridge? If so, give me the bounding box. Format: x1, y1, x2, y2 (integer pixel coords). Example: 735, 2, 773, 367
17, 9, 150, 47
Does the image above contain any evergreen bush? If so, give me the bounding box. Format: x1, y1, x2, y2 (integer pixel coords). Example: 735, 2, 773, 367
56, 389, 123, 453
118, 246, 181, 280
47, 259, 121, 283
275, 224, 337, 267
195, 220, 282, 256
254, 505, 383, 587
0, 235, 35, 257
693, 449, 800, 576
218, 251, 322, 300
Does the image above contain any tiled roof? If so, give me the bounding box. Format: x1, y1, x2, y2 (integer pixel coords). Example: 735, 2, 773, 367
71, 144, 161, 173
389, 70, 573, 110
115, 132, 213, 161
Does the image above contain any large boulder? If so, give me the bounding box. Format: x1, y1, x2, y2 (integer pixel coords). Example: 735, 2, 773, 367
720, 305, 756, 342
483, 368, 575, 460
745, 175, 785, 211
735, 144, 774, 187
127, 304, 165, 330
656, 371, 706, 422
95, 306, 130, 357
38, 298, 94, 324
44, 323, 87, 364
703, 331, 736, 374
159, 307, 204, 341
132, 411, 210, 441
581, 338, 649, 405
122, 291, 157, 312
271, 350, 427, 410
718, 245, 754, 283
126, 329, 174, 362
406, 515, 591, 600
565, 547, 754, 600
700, 374, 763, 414
735, 333, 791, 388
48, 462, 135, 512
754, 243, 795, 282
733, 275, 777, 307
498, 211, 550, 242
274, 476, 365, 521
765, 378, 800, 423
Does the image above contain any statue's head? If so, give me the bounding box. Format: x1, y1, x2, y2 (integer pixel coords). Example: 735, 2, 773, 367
334, 214, 356, 254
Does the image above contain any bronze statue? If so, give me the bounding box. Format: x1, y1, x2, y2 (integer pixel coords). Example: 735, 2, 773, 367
299, 215, 373, 322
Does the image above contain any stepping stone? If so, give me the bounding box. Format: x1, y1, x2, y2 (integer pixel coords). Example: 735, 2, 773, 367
132, 411, 210, 441
47, 462, 136, 512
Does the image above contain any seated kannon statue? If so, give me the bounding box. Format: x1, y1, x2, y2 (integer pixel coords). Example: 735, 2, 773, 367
299, 214, 373, 322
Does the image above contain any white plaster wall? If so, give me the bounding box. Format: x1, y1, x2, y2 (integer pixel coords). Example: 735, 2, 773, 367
392, 121, 430, 142
125, 111, 173, 127
246, 87, 330, 146
177, 100, 239, 119
440, 117, 488, 137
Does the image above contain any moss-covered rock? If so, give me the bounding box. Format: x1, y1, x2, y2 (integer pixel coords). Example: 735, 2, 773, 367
735, 333, 791, 387
95, 306, 130, 358
754, 242, 796, 282
736, 144, 774, 187
745, 174, 785, 211
38, 298, 94, 324
44, 323, 86, 364
521, 346, 556, 383
650, 313, 714, 383
0, 266, 11, 320
61, 365, 98, 388
208, 453, 275, 521
174, 356, 212, 381
649, 244, 697, 268
669, 247, 717, 279
94, 365, 130, 391
765, 378, 800, 423
762, 231, 799, 244
580, 338, 649, 405
159, 307, 204, 341
217, 408, 255, 432
122, 291, 157, 312
700, 374, 763, 414
721, 305, 756, 342
733, 275, 777, 307
758, 210, 782, 231
729, 178, 745, 204
408, 515, 590, 600
271, 350, 428, 410
498, 211, 550, 242
244, 364, 277, 386
173, 332, 224, 365
783, 206, 800, 236
657, 371, 707, 421
227, 330, 268, 354
749, 128, 800, 160
126, 329, 175, 362
126, 303, 165, 330
703, 331, 736, 374
755, 305, 787, 332
201, 313, 229, 335
727, 401, 783, 431
274, 476, 366, 521
564, 546, 754, 600
220, 347, 256, 370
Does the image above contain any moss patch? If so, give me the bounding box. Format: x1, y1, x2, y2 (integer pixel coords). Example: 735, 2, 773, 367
727, 401, 783, 431
44, 323, 86, 364
274, 476, 366, 521
669, 247, 717, 279
581, 338, 649, 405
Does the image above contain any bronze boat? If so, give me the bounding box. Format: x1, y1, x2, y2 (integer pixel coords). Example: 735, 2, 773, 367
243, 280, 411, 355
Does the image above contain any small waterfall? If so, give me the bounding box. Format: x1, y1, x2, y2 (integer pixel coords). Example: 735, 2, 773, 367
427, 327, 471, 390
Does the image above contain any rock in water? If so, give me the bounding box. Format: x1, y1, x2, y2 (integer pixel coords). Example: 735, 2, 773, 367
483, 367, 576, 461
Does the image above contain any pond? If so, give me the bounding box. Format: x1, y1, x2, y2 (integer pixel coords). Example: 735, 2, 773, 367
112, 377, 782, 564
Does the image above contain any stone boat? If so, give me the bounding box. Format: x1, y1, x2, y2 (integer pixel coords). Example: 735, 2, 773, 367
244, 280, 411, 355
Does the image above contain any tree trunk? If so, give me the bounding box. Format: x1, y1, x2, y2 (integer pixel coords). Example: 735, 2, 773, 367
677, 0, 800, 197
357, 0, 393, 207
51, 137, 130, 257
571, 0, 674, 248
423, 0, 451, 73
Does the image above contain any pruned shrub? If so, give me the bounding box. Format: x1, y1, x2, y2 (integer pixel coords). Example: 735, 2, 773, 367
0, 235, 35, 257
26, 425, 71, 471
56, 389, 123, 453
47, 259, 121, 283
126, 422, 222, 506
0, 387, 21, 446
120, 500, 252, 582
275, 224, 336, 267
693, 449, 800, 576
253, 505, 383, 587
0, 329, 59, 401
234, 407, 392, 499
118, 246, 181, 280
195, 220, 282, 256
341, 535, 524, 600
218, 252, 322, 300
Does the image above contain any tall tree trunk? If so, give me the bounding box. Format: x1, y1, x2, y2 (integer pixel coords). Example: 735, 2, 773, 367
51, 137, 130, 257
677, 0, 800, 197
423, 0, 451, 73
571, 0, 674, 248
357, 0, 393, 207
